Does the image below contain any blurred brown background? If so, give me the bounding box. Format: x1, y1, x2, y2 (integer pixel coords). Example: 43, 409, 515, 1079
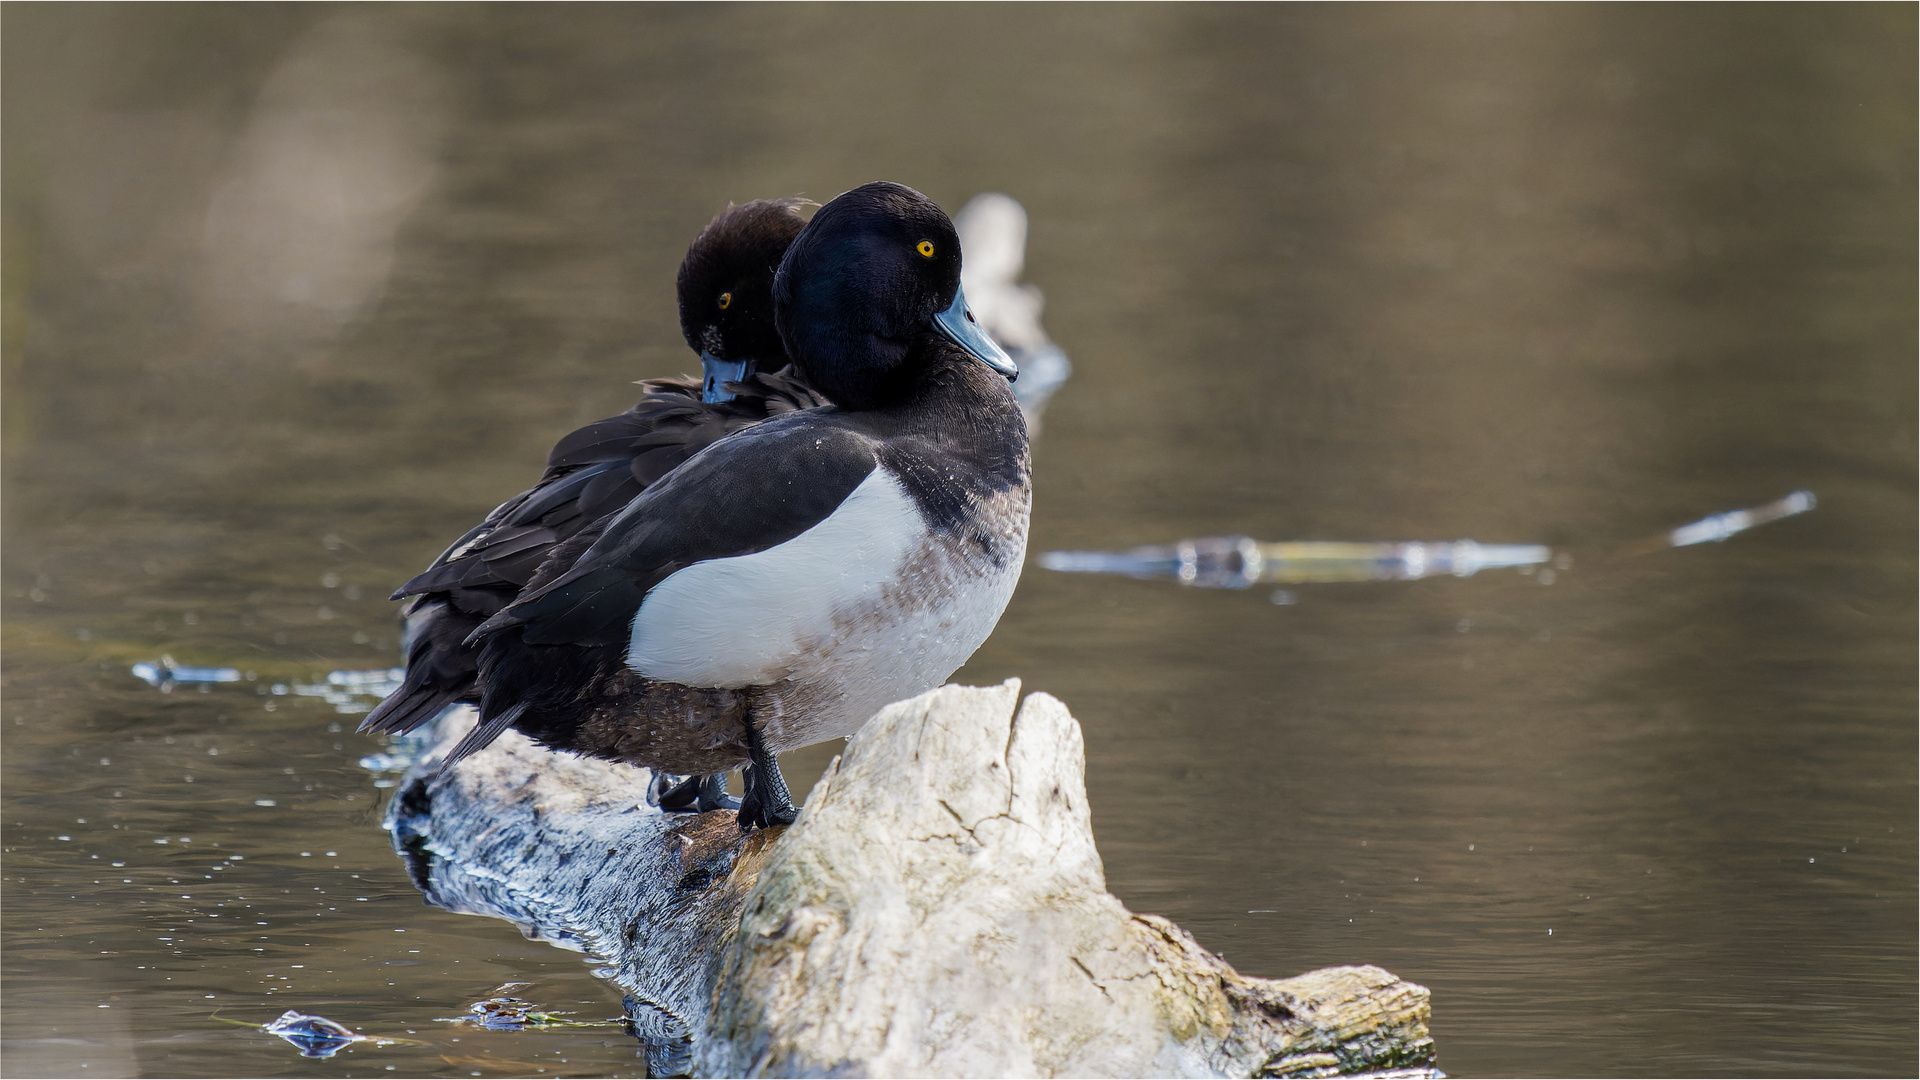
4, 5, 1914, 1077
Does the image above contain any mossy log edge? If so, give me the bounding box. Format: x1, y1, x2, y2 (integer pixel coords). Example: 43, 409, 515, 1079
385, 680, 1440, 1079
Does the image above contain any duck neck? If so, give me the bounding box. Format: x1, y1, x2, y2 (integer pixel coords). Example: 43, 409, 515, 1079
853, 336, 1027, 485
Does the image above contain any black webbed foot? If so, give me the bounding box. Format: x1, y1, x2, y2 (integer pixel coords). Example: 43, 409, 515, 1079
646, 771, 691, 811
648, 772, 740, 814
696, 773, 742, 813
737, 720, 799, 832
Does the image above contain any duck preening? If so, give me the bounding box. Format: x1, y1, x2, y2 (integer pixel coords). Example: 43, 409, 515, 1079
462, 181, 1032, 830
359, 197, 825, 802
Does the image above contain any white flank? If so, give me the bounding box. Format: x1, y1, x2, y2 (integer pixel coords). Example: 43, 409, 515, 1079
765, 491, 1029, 749
626, 469, 921, 687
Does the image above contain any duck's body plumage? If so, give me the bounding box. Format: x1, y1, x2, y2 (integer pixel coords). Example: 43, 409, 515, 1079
460, 181, 1033, 828
471, 349, 1029, 773
361, 198, 821, 741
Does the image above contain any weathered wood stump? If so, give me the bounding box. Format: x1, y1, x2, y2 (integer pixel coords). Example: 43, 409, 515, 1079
385, 681, 1439, 1078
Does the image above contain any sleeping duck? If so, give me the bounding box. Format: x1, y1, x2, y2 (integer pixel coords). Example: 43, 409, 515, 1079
461, 181, 1031, 831
360, 198, 826, 789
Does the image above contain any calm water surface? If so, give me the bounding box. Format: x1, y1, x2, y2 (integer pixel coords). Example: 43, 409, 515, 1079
4, 6, 1914, 1077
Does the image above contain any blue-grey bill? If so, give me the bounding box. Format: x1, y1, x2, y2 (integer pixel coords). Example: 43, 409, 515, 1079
700, 352, 751, 403
933, 285, 1018, 380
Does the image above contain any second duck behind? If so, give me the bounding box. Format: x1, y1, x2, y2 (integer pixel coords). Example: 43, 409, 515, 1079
465, 181, 1032, 830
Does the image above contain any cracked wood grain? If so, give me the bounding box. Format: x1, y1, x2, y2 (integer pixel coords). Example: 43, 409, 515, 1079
385, 681, 1439, 1078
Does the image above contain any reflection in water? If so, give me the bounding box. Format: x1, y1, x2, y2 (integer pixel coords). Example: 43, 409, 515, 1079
290, 667, 407, 715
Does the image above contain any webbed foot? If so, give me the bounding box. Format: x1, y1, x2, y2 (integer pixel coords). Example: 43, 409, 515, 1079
737, 722, 799, 832
648, 772, 740, 814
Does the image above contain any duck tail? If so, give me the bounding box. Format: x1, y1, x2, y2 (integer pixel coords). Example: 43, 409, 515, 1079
359, 681, 461, 737
438, 702, 528, 772
359, 597, 481, 736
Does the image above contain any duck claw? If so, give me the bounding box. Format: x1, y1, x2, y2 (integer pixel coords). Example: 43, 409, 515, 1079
736, 784, 799, 832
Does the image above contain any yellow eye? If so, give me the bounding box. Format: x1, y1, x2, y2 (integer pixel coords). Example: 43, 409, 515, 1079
917, 240, 935, 258
717, 292, 732, 310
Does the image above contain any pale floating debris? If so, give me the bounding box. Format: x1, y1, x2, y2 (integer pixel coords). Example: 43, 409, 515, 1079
325, 667, 408, 691
131, 656, 242, 687
1666, 490, 1815, 548
434, 984, 617, 1031
1010, 345, 1072, 430
955, 192, 1071, 432
1039, 536, 1551, 588
260, 1009, 391, 1058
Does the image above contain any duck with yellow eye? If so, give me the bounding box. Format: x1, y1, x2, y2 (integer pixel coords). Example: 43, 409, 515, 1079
363, 197, 829, 822
678, 201, 819, 405
462, 181, 1028, 831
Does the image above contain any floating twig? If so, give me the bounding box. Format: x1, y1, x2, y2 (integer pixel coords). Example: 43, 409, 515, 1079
1619, 489, 1817, 556
1039, 537, 1552, 588
131, 655, 242, 687
1038, 491, 1816, 590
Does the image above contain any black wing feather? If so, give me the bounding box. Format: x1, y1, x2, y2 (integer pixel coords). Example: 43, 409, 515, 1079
576, 465, 640, 523
502, 466, 607, 528
391, 378, 795, 602
470, 524, 561, 563
364, 367, 831, 742
474, 416, 878, 648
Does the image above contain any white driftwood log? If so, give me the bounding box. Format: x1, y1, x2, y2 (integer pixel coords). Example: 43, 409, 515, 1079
384, 681, 1438, 1078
